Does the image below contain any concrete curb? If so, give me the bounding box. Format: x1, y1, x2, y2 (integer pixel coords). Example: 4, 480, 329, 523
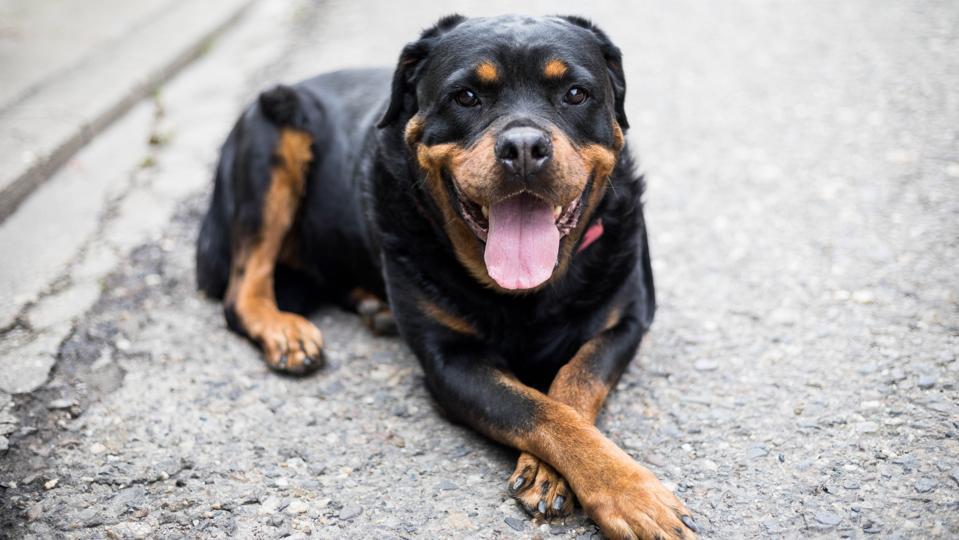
0, 0, 255, 223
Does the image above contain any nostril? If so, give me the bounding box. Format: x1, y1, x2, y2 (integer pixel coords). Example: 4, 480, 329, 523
500, 143, 519, 162
530, 139, 551, 161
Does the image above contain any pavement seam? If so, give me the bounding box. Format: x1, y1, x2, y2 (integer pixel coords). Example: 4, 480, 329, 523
0, 0, 256, 223
0, 0, 184, 116
0, 96, 168, 390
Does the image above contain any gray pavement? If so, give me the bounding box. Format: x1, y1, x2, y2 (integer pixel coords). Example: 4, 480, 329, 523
0, 0, 251, 220
1, 0, 958, 538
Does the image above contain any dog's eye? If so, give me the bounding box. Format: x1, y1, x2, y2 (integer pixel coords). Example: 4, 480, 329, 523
454, 89, 481, 107
563, 86, 588, 105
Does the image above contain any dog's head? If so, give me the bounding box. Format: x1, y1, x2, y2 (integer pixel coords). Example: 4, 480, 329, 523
380, 15, 627, 291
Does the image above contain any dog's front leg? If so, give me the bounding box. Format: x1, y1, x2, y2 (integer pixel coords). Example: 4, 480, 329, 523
508, 302, 660, 518
412, 328, 697, 540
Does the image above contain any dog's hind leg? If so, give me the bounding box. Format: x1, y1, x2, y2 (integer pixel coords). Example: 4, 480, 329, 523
222, 87, 325, 374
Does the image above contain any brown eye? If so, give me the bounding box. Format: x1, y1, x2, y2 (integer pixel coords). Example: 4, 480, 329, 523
563, 86, 588, 105
454, 89, 480, 107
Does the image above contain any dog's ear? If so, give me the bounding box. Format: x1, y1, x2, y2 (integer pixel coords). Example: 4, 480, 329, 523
377, 14, 467, 129
560, 16, 629, 130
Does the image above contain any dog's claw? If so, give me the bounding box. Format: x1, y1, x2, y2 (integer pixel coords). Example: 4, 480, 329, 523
537, 500, 546, 514
511, 476, 525, 493
553, 495, 565, 511
681, 514, 699, 533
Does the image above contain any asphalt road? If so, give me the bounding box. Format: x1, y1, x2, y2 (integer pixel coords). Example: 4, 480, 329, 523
1, 0, 958, 538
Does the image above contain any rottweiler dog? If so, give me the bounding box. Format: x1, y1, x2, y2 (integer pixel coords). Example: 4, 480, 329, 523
196, 14, 698, 539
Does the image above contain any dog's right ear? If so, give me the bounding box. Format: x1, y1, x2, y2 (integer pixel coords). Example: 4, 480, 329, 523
560, 16, 630, 130
377, 14, 466, 129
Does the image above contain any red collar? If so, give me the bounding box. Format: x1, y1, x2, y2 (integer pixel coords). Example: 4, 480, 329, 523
577, 219, 604, 253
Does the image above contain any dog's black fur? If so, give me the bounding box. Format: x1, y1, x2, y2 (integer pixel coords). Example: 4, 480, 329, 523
197, 15, 696, 539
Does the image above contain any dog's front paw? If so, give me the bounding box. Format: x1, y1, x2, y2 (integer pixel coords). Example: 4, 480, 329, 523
507, 452, 575, 519
577, 458, 698, 540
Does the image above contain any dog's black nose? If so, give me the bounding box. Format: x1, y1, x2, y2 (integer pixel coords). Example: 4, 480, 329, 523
495, 127, 552, 179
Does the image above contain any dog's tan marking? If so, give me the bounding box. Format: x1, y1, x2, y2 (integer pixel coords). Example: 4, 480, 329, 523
418, 299, 478, 336
550, 127, 621, 280
224, 129, 323, 372
612, 122, 625, 151
603, 306, 623, 332
416, 139, 501, 290
476, 61, 499, 83
544, 58, 568, 79
548, 340, 610, 421
404, 114, 425, 147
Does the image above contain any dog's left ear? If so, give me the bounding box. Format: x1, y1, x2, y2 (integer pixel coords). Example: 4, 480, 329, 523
560, 16, 629, 130
378, 14, 467, 129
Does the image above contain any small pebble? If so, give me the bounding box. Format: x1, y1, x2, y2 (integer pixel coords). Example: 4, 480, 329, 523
644, 454, 666, 467
44, 478, 58, 490
445, 512, 474, 530
26, 502, 42, 521
504, 516, 526, 532
338, 505, 362, 520
815, 511, 841, 527
694, 359, 718, 371
914, 478, 936, 493
435, 479, 458, 491
286, 500, 308, 514
842, 479, 861, 490
916, 374, 936, 389
47, 399, 74, 410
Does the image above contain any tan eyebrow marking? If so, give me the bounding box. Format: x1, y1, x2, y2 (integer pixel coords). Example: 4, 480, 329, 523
475, 61, 499, 83
544, 58, 568, 79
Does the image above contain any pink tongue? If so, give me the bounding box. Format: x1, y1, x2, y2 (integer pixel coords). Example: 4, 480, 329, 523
484, 193, 560, 290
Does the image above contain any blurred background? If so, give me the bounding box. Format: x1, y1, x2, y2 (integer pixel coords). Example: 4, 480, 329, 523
1, 1, 957, 538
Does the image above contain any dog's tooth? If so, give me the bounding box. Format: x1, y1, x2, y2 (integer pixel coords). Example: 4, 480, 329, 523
481, 206, 489, 218
554, 206, 563, 219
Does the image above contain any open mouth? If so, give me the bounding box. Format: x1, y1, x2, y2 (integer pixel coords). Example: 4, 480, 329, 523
448, 175, 590, 243
446, 173, 592, 290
